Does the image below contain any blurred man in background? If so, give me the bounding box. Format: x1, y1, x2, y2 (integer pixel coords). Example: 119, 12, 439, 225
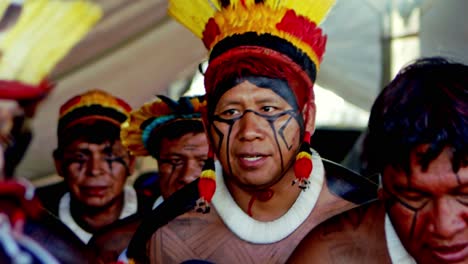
89, 95, 208, 263
37, 89, 151, 244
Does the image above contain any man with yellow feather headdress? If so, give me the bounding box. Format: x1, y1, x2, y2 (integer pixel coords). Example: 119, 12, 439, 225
121, 0, 378, 263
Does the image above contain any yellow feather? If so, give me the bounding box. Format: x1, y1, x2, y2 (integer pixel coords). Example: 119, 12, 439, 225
277, 0, 335, 25
20, 1, 101, 84
244, 0, 257, 7
0, 0, 102, 85
207, 0, 221, 10
0, 1, 9, 20
265, 0, 281, 9
168, 0, 217, 38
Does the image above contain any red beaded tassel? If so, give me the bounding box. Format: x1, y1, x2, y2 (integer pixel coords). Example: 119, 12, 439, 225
292, 131, 313, 190
196, 148, 216, 213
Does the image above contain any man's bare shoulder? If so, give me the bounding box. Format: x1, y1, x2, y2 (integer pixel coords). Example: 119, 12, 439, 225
288, 200, 391, 264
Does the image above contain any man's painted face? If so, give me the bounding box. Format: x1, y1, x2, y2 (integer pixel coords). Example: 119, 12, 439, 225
210, 80, 301, 189
58, 139, 132, 208
383, 146, 468, 264
157, 132, 209, 199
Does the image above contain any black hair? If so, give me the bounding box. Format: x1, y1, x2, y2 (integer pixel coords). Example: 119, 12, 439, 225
363, 57, 468, 175
146, 119, 205, 159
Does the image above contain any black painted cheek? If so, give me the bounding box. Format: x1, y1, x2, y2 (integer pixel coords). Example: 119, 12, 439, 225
226, 122, 234, 177
109, 157, 131, 176
106, 160, 113, 172
213, 109, 299, 175
62, 159, 86, 176
383, 186, 427, 239
278, 115, 295, 151
61, 160, 78, 178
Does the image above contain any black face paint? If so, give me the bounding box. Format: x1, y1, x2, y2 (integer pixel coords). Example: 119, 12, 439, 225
62, 142, 130, 176
158, 158, 179, 181
107, 156, 130, 176
209, 77, 304, 136
383, 184, 429, 238
212, 108, 300, 177
102, 142, 131, 175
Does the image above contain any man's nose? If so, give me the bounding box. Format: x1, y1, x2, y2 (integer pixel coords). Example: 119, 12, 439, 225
86, 155, 106, 176
429, 197, 467, 238
237, 111, 266, 141
179, 160, 201, 184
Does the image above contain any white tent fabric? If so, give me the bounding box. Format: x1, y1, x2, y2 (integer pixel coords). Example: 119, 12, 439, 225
318, 0, 382, 111
9, 0, 468, 180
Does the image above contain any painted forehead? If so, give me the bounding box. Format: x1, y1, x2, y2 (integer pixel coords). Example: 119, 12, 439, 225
65, 140, 123, 152
210, 76, 299, 113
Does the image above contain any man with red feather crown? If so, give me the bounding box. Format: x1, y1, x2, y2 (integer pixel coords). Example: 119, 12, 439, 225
120, 0, 378, 263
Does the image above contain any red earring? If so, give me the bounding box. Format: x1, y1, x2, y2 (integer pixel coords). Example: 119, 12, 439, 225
196, 148, 216, 213
292, 131, 313, 190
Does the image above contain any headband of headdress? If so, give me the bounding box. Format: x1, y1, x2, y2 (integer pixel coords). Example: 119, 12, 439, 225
121, 95, 206, 159
57, 89, 131, 138
168, 0, 335, 212
0, 0, 102, 100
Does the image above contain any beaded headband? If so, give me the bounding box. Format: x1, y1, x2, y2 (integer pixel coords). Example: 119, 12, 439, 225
57, 89, 131, 137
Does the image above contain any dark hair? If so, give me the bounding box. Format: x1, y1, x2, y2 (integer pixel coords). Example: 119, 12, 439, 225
363, 57, 468, 176
54, 120, 121, 158
146, 119, 205, 159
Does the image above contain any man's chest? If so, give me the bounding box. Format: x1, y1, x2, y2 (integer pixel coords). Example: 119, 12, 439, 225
147, 210, 318, 264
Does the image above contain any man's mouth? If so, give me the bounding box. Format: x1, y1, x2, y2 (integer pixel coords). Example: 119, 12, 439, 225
430, 243, 468, 263
81, 186, 108, 196
242, 155, 263, 162
237, 153, 268, 169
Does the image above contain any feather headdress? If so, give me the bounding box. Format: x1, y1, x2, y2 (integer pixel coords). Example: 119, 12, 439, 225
168, 0, 335, 211
121, 95, 206, 158
0, 0, 102, 100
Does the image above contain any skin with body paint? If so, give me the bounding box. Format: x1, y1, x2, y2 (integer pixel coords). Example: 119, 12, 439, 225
209, 80, 309, 221
211, 80, 301, 189
55, 139, 134, 232
383, 145, 468, 264
158, 132, 209, 199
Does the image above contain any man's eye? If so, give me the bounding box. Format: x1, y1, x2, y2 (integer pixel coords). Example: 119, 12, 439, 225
198, 159, 207, 168
66, 153, 87, 161
220, 109, 239, 117
65, 157, 88, 166
262, 106, 277, 112
164, 159, 183, 166
395, 191, 430, 209
105, 152, 123, 160
173, 159, 183, 165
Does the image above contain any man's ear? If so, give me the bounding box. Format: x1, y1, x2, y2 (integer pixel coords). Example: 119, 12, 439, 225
302, 101, 316, 135
53, 149, 65, 178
